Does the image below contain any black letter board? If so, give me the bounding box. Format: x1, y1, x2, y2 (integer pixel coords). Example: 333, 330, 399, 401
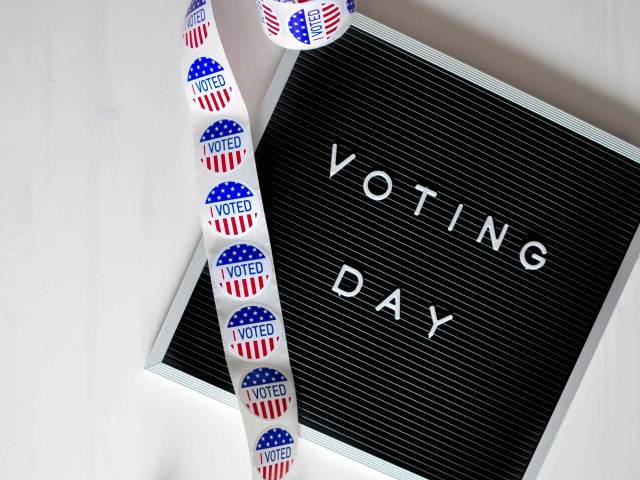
148, 14, 640, 480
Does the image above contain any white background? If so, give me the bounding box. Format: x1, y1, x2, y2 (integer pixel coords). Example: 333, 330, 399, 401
1, 0, 639, 479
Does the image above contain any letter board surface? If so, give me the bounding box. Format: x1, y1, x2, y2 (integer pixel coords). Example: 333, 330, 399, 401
148, 14, 640, 480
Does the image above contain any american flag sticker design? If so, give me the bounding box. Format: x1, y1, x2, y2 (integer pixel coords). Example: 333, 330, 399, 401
199, 119, 248, 174
242, 368, 293, 420
205, 181, 259, 237
214, 244, 272, 299
188, 57, 233, 112
256, 0, 281, 37
184, 0, 211, 48
255, 428, 295, 480
226, 306, 281, 360
288, 3, 341, 45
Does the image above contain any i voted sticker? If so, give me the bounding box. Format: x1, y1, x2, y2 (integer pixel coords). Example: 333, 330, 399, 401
288, 3, 341, 45
226, 305, 282, 360
184, 0, 211, 48
187, 57, 233, 112
241, 368, 293, 420
214, 243, 272, 299
199, 119, 248, 174
204, 181, 259, 237
255, 428, 295, 480
256, 0, 281, 37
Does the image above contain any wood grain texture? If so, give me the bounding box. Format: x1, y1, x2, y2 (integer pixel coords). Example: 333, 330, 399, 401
0, 0, 637, 479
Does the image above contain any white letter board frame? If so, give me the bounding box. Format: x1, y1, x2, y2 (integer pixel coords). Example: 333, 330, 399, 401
147, 13, 640, 480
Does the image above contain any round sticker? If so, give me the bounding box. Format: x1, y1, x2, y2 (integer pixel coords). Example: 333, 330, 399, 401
199, 119, 248, 174
214, 243, 272, 299
187, 57, 233, 112
288, 3, 341, 45
256, 0, 281, 37
226, 305, 282, 360
204, 181, 259, 237
255, 427, 295, 480
184, 0, 211, 48
241, 368, 293, 420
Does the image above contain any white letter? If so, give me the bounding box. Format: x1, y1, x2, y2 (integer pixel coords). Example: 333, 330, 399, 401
448, 203, 464, 231
332, 264, 363, 298
375, 289, 401, 320
414, 184, 438, 216
363, 171, 393, 201
476, 216, 509, 251
428, 306, 454, 339
520, 241, 548, 271
330, 144, 356, 178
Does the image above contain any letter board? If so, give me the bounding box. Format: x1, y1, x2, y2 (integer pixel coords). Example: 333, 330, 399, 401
148, 14, 640, 480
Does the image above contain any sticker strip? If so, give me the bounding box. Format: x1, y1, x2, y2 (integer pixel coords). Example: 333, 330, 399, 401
181, 0, 355, 478
257, 0, 355, 50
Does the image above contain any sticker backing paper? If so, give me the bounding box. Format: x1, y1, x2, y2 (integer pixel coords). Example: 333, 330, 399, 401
181, 0, 355, 477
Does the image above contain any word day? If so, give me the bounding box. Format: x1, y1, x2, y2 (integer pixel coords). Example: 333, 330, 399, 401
329, 144, 549, 272
332, 264, 454, 339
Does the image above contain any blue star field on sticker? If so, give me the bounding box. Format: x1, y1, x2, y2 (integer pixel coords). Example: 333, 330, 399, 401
200, 119, 244, 142
228, 306, 276, 328
188, 57, 224, 81
216, 244, 266, 266
242, 368, 288, 388
206, 181, 254, 204
288, 9, 310, 44
256, 428, 295, 451
347, 0, 356, 13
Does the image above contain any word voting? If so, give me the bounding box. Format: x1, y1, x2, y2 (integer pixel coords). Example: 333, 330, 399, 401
328, 144, 549, 339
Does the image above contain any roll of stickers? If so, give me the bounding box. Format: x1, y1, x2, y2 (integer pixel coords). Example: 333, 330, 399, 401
256, 0, 356, 50
182, 0, 355, 478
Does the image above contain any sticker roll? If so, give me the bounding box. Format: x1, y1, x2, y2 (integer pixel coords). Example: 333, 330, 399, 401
181, 0, 356, 477
256, 0, 356, 50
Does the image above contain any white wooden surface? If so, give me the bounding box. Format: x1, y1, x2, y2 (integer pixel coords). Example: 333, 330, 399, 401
1, 0, 639, 479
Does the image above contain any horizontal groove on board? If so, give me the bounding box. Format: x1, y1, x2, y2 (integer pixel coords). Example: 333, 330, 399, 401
163, 25, 640, 480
